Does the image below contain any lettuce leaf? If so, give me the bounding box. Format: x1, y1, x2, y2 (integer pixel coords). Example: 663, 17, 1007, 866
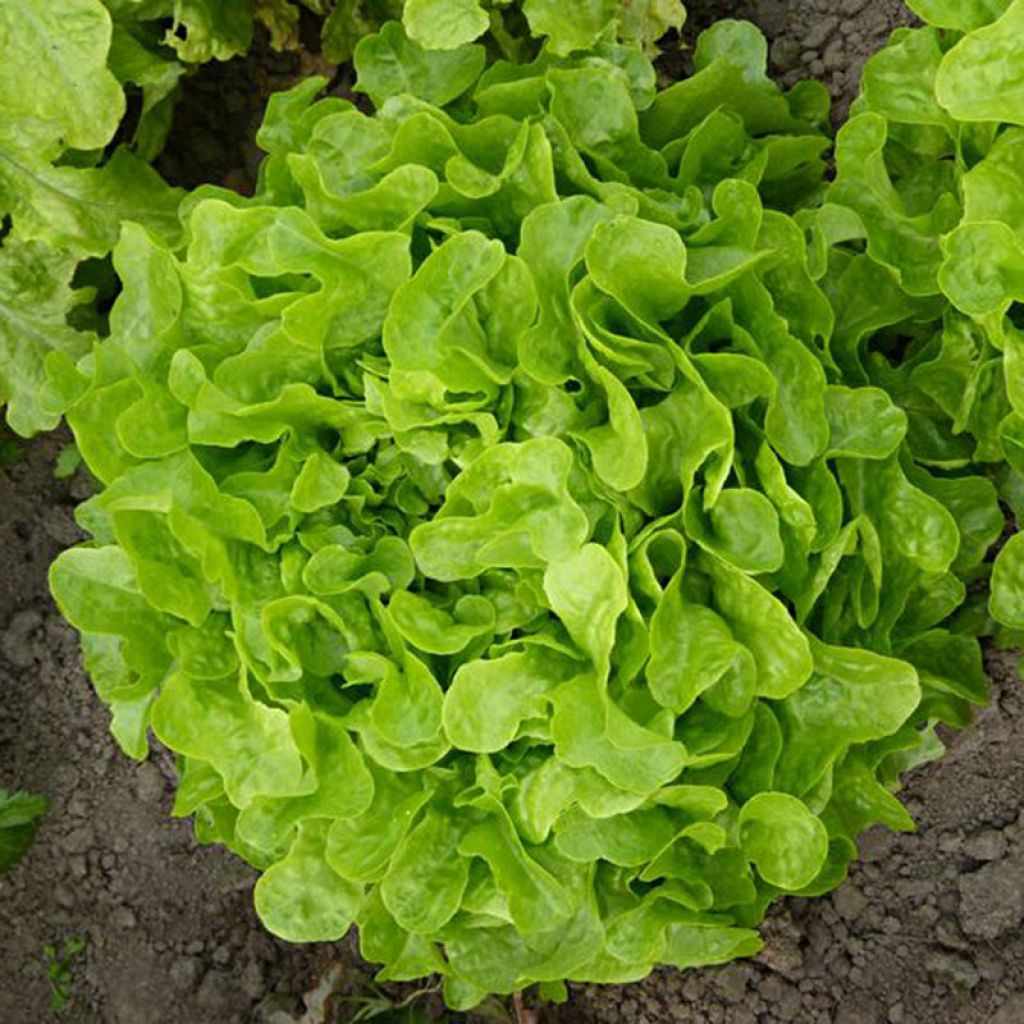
0, 788, 48, 872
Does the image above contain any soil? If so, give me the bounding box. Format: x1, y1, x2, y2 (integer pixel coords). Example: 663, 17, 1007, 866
3, 4, 1024, 1024
155, 33, 322, 195
154, 27, 355, 196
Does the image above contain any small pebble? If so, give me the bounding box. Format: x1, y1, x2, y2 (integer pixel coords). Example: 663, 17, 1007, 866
110, 906, 137, 929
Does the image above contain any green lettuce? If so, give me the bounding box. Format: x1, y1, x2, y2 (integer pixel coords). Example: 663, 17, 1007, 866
44, 16, 1015, 1008
819, 0, 1024, 628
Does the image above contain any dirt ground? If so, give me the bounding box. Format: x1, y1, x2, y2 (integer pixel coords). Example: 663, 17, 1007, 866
3, 3, 1024, 1023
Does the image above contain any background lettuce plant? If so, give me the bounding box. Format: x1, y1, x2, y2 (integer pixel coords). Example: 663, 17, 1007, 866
0, 0, 322, 440
810, 0, 1024, 638
0, 0, 183, 437
0, 0, 394, 440
41, 12, 1024, 1008
0, 0, 685, 441
0, 0, 381, 441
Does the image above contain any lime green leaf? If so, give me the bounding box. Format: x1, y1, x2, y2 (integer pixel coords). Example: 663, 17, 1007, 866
824, 386, 907, 459
522, 0, 617, 56
991, 533, 1024, 628
254, 820, 363, 941
0, 239, 94, 436
166, 0, 254, 62
0, 147, 183, 256
738, 792, 829, 889
935, 1, 1024, 123
404, 0, 489, 49
775, 641, 921, 796
0, 0, 124, 152
543, 544, 628, 675
381, 809, 468, 933
906, 0, 1012, 31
